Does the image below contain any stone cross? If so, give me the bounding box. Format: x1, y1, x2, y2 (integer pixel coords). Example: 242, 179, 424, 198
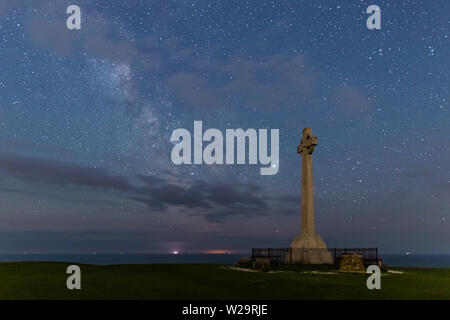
297, 127, 318, 155
288, 127, 333, 264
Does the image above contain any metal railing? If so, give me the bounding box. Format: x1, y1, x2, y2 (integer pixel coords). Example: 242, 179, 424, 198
251, 247, 379, 265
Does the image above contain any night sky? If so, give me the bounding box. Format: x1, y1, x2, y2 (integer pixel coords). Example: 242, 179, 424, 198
0, 0, 448, 254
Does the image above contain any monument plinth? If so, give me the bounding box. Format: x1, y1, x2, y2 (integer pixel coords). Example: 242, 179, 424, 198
289, 127, 333, 264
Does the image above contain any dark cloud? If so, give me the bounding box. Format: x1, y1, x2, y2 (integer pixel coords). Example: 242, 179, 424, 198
83, 32, 139, 63
134, 176, 272, 222
132, 182, 213, 210
331, 85, 372, 111
276, 195, 300, 204
0, 153, 133, 191
0, 153, 292, 222
432, 181, 450, 194
28, 14, 75, 57
0, 186, 41, 196
135, 173, 166, 186
166, 72, 226, 109
398, 167, 438, 179
167, 53, 320, 110
0, 1, 25, 17
387, 189, 415, 199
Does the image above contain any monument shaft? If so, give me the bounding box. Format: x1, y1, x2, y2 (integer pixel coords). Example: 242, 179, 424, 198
301, 151, 315, 236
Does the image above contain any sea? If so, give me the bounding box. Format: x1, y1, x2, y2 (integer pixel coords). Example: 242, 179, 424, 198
0, 253, 449, 268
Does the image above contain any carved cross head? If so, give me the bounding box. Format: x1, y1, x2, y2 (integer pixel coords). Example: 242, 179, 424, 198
297, 127, 318, 155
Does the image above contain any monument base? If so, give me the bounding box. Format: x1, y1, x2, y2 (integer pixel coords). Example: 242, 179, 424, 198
286, 234, 333, 264
290, 233, 328, 249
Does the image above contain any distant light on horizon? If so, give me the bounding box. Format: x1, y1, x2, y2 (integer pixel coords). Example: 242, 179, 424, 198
172, 251, 179, 255
204, 250, 232, 254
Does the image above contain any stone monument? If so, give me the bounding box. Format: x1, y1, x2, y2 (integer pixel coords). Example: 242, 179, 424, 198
339, 254, 365, 273
288, 127, 333, 264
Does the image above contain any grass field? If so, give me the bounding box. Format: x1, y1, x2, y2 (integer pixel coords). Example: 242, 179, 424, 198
0, 262, 449, 299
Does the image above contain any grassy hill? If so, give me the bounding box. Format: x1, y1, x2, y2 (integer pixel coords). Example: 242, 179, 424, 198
0, 262, 449, 299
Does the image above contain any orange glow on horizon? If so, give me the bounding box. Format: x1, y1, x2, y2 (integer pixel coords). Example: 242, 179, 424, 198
204, 250, 232, 254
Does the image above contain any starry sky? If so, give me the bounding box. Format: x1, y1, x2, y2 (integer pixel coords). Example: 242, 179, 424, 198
0, 0, 448, 254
